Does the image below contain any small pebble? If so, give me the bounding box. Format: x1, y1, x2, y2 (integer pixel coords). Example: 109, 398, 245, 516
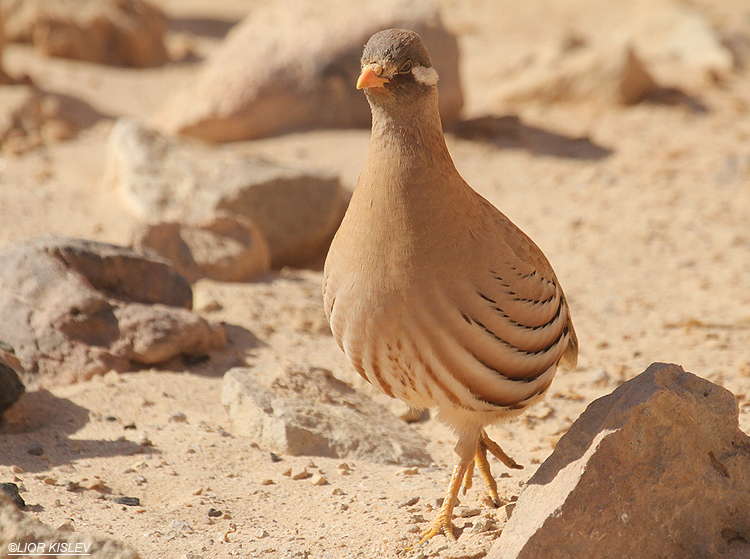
0, 483, 25, 508
338, 503, 349, 511
455, 506, 481, 518
256, 528, 269, 539
310, 474, 328, 486
169, 412, 187, 423
10, 465, 25, 474
56, 522, 74, 532
398, 496, 420, 508
65, 481, 80, 492
290, 466, 310, 481
399, 467, 419, 475
592, 369, 611, 388
43, 477, 57, 486
138, 435, 153, 447
115, 496, 141, 507
331, 488, 344, 496
269, 452, 282, 463
106, 415, 118, 422
207, 508, 223, 517
408, 514, 426, 524
124, 422, 137, 430
260, 479, 274, 486
169, 519, 193, 533
132, 474, 147, 485
27, 445, 44, 456
469, 517, 494, 534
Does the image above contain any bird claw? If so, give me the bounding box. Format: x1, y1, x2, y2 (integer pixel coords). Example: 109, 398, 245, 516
417, 512, 456, 546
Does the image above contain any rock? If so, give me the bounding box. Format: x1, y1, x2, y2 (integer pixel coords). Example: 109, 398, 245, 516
629, 2, 734, 87
310, 474, 328, 486
105, 119, 348, 269
0, 343, 25, 415
290, 466, 310, 481
0, 0, 169, 67
114, 497, 140, 507
133, 215, 271, 283
153, 0, 462, 142
221, 363, 432, 466
0, 85, 78, 155
496, 40, 657, 106
0, 237, 226, 386
487, 363, 750, 559
0, 493, 139, 558
0, 483, 24, 508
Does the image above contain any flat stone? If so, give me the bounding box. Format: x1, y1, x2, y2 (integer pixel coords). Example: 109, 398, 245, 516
221, 362, 432, 466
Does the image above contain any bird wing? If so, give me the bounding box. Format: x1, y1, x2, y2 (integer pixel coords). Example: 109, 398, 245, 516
410, 202, 578, 411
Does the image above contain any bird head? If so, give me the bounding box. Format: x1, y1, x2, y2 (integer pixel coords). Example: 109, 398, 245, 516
357, 29, 439, 95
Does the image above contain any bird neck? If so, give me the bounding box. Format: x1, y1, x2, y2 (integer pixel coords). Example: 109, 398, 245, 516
366, 90, 453, 175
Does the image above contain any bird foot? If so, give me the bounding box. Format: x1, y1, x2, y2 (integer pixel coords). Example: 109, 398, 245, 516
416, 508, 456, 546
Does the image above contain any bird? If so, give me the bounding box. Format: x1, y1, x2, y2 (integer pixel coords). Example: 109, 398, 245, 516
322, 28, 578, 545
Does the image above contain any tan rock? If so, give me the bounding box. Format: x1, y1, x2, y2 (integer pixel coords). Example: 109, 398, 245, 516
496, 40, 657, 106
0, 493, 139, 558
221, 362, 432, 466
133, 215, 271, 284
106, 119, 348, 269
487, 363, 750, 559
153, 0, 462, 142
0, 0, 168, 67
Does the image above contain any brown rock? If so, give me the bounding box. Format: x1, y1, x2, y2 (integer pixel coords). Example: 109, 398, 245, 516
0, 343, 24, 416
133, 215, 271, 283
221, 362, 432, 466
0, 493, 140, 558
0, 237, 225, 386
0, 0, 168, 67
487, 363, 750, 559
153, 0, 463, 142
105, 119, 347, 269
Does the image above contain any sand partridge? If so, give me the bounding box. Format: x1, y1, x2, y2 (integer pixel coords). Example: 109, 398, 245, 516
323, 29, 578, 545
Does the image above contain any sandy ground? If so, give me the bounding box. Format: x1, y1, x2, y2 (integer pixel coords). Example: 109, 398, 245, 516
2, 0, 750, 558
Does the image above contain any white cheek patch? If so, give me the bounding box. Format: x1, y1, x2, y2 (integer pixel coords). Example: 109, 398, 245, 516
412, 65, 439, 86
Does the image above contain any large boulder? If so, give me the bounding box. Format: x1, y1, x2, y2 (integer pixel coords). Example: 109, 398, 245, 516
105, 119, 348, 269
222, 362, 433, 466
0, 493, 139, 558
153, 0, 463, 142
0, 0, 168, 67
0, 237, 226, 386
488, 363, 750, 559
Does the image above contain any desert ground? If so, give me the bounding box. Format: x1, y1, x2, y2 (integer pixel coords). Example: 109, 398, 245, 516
1, 0, 750, 558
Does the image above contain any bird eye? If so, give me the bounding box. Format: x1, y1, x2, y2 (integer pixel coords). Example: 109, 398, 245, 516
398, 61, 412, 74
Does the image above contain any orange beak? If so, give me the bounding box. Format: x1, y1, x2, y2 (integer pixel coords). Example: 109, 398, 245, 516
357, 65, 388, 89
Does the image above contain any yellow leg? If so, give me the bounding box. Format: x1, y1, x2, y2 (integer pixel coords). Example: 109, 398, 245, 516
461, 459, 475, 495
481, 430, 523, 471
409, 432, 522, 548
474, 440, 501, 507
